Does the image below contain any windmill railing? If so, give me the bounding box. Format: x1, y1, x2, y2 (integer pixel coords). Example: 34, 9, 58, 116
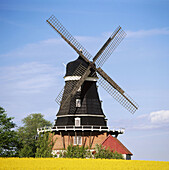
37, 125, 125, 134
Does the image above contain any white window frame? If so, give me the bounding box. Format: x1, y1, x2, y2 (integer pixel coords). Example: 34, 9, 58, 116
75, 117, 81, 126
76, 99, 81, 107
74, 136, 82, 145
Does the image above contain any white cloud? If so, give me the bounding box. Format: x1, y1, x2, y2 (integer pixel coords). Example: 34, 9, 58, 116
110, 110, 169, 131
134, 110, 169, 130
149, 110, 169, 124
126, 28, 169, 38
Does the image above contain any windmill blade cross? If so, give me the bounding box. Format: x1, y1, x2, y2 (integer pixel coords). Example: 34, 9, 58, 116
47, 15, 138, 114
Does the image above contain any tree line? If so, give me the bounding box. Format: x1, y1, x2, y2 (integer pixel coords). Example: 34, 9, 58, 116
0, 106, 53, 157
0, 106, 123, 159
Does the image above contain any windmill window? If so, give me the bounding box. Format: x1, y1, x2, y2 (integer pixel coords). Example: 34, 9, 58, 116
74, 136, 82, 145
75, 117, 81, 126
76, 99, 81, 107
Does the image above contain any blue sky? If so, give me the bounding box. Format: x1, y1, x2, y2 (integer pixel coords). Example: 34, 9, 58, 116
0, 0, 169, 161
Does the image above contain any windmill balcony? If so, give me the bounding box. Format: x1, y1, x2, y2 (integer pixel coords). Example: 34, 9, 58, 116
37, 125, 125, 135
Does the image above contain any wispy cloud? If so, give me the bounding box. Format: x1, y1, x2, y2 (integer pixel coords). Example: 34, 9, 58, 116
4, 27, 167, 60
0, 37, 99, 60
0, 62, 63, 94
0, 62, 65, 126
0, 38, 65, 58
0, 36, 103, 59
126, 28, 169, 38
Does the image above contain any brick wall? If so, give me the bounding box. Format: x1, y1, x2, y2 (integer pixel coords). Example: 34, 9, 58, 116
52, 131, 108, 150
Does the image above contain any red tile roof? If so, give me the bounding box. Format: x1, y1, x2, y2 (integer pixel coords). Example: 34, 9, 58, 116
101, 135, 133, 155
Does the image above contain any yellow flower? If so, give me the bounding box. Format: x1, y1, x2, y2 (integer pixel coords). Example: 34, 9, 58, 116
0, 158, 169, 170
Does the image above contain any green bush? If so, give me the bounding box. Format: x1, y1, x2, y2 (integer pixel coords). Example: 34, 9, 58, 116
59, 145, 92, 158
59, 144, 123, 159
94, 144, 124, 159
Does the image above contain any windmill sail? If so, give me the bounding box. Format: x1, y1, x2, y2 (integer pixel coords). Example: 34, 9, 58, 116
47, 15, 92, 62
94, 26, 126, 67
97, 68, 138, 113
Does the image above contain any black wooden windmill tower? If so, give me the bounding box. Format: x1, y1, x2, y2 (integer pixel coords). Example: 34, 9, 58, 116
37, 15, 138, 158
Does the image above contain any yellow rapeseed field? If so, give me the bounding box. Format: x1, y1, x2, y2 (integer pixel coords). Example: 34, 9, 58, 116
0, 158, 169, 170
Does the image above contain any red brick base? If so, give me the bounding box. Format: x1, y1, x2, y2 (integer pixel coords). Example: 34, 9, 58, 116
52, 131, 108, 150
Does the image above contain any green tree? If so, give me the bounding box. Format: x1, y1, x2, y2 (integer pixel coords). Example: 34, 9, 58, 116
18, 113, 52, 157
0, 107, 19, 157
35, 132, 56, 158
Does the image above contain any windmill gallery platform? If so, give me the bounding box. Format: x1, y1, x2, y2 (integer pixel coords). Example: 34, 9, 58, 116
37, 15, 138, 160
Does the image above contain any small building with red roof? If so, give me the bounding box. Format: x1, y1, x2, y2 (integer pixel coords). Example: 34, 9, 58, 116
101, 134, 133, 160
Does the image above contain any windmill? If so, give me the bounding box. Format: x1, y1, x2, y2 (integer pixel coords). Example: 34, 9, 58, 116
37, 15, 138, 158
